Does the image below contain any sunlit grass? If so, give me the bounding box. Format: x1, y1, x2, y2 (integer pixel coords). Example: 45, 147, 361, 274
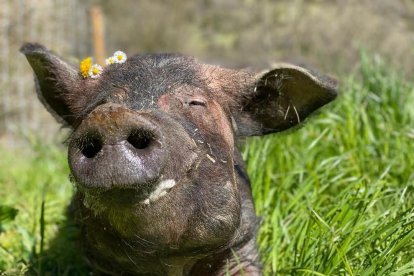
1, 55, 413, 275
244, 53, 414, 275
0, 139, 86, 275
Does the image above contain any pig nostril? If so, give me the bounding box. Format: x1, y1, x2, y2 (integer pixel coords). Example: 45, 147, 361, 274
127, 130, 153, 150
81, 138, 103, 158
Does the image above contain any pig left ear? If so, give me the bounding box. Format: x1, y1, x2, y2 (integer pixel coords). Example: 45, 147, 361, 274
20, 43, 84, 126
235, 64, 338, 136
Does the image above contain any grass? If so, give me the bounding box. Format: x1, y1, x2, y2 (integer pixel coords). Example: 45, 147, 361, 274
1, 54, 413, 275
0, 137, 87, 275
244, 53, 414, 275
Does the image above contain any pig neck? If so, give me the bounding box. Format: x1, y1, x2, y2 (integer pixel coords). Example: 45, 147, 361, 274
188, 151, 261, 275
165, 155, 261, 276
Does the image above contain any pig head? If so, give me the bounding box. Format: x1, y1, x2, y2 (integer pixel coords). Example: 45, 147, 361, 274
21, 43, 337, 275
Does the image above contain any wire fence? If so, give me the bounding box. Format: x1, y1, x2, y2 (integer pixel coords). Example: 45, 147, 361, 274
1, 0, 414, 147
0, 0, 89, 146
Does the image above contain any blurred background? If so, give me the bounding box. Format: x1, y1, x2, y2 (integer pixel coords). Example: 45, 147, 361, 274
2, 2, 414, 274
0, 0, 413, 145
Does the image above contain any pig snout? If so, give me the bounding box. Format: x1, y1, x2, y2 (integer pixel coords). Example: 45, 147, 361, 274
68, 103, 167, 195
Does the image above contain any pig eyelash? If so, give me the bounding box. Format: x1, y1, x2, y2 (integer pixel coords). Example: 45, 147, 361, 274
188, 99, 207, 107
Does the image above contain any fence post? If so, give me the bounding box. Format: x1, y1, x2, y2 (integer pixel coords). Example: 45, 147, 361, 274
90, 5, 106, 65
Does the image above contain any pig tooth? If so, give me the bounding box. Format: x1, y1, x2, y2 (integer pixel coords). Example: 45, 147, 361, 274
159, 179, 176, 190
143, 199, 150, 205
145, 179, 176, 203
151, 191, 167, 201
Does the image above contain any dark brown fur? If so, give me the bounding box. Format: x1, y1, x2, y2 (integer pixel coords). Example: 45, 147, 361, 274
21, 43, 337, 275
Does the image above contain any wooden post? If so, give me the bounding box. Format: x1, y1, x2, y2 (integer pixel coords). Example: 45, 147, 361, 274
90, 5, 106, 65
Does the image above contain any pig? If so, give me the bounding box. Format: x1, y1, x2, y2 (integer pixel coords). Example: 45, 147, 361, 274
21, 42, 337, 275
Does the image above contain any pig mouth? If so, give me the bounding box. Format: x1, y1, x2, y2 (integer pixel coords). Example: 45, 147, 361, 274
78, 177, 176, 209
76, 151, 200, 208
98, 178, 177, 205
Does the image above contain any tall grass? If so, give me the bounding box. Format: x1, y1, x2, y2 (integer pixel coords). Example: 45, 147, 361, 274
0, 139, 86, 275
1, 55, 413, 275
244, 53, 414, 275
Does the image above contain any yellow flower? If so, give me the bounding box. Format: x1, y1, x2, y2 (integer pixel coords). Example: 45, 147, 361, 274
80, 57, 92, 78
89, 64, 103, 79
113, 51, 127, 63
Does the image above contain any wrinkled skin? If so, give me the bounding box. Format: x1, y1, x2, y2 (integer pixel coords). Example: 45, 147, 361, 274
21, 43, 337, 275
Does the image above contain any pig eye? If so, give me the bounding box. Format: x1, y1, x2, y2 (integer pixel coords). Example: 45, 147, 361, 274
188, 99, 207, 107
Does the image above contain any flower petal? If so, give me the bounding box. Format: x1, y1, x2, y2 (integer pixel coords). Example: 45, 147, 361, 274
113, 51, 127, 63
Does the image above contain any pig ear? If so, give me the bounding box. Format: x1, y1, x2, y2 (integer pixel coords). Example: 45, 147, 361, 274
235, 64, 338, 136
20, 43, 82, 126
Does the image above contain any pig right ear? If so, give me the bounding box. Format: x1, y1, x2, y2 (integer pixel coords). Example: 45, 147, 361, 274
233, 64, 337, 136
21, 43, 83, 126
